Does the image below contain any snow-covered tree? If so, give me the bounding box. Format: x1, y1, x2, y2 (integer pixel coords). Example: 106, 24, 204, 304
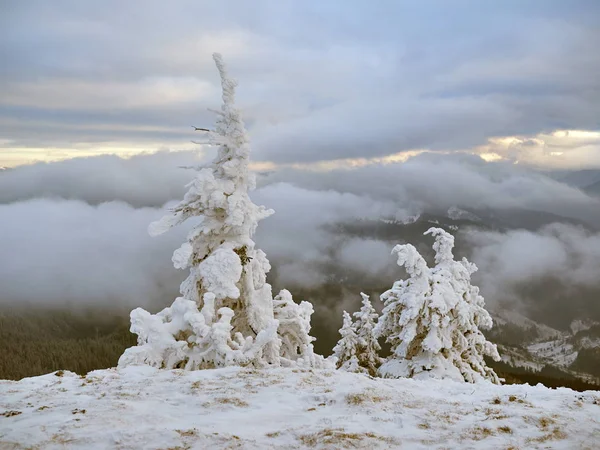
352, 293, 383, 377
119, 53, 324, 370
273, 290, 322, 368
332, 311, 361, 373
332, 293, 383, 376
375, 227, 501, 383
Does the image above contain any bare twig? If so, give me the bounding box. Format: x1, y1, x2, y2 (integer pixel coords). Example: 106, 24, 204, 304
192, 126, 210, 132
178, 165, 209, 170
207, 108, 224, 117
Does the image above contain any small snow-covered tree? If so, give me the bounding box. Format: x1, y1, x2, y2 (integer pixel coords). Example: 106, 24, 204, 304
332, 293, 383, 376
119, 53, 324, 370
375, 227, 500, 383
352, 293, 383, 376
332, 311, 361, 373
273, 289, 322, 368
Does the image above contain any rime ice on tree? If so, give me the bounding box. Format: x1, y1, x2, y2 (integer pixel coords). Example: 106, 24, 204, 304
332, 311, 361, 373
333, 293, 383, 376
352, 293, 383, 377
375, 228, 501, 383
119, 54, 323, 370
273, 289, 323, 368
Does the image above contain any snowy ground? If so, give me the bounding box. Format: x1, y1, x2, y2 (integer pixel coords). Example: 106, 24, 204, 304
528, 340, 579, 367
2, 367, 599, 449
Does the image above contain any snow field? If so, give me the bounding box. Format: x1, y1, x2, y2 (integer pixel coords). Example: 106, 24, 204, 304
2, 366, 599, 449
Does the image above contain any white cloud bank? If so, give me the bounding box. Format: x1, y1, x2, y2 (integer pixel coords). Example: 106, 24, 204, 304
1, 151, 600, 318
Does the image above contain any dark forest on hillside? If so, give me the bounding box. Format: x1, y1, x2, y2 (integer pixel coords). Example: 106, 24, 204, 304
0, 308, 135, 380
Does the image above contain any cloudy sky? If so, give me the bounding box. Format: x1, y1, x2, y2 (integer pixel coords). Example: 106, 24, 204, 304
1, 0, 599, 168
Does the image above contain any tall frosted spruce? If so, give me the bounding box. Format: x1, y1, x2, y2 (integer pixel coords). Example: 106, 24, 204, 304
119, 54, 324, 370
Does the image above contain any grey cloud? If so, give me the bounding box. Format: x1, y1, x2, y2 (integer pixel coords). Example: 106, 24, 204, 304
0, 198, 188, 309
0, 150, 203, 207
462, 223, 600, 324
2, 147, 600, 314
466, 224, 600, 290
264, 153, 600, 227
253, 182, 401, 287
252, 96, 515, 163
5, 149, 600, 226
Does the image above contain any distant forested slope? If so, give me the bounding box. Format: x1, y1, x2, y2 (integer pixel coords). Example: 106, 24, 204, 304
0, 308, 135, 380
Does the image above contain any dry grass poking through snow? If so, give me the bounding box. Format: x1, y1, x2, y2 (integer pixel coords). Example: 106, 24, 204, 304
345, 388, 389, 406
1, 366, 599, 449
298, 428, 400, 447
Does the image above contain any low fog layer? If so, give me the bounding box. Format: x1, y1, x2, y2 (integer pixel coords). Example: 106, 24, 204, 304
464, 224, 600, 325
1, 151, 600, 329
264, 153, 600, 228
0, 199, 186, 308
0, 151, 205, 207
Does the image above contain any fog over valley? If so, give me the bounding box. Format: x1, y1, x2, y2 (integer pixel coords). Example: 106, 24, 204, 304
2, 151, 600, 335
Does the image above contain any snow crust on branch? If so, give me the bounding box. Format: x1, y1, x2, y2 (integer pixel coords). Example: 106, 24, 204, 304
119, 296, 279, 370
119, 53, 325, 370
375, 227, 501, 383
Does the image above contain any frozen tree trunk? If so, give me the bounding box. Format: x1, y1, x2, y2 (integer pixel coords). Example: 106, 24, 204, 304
375, 228, 501, 383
